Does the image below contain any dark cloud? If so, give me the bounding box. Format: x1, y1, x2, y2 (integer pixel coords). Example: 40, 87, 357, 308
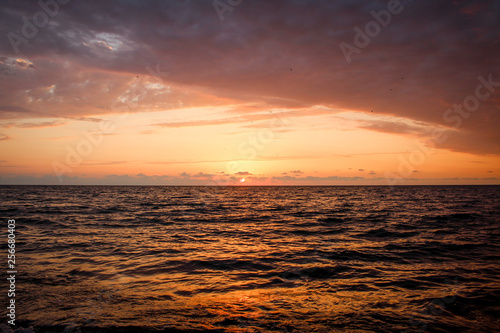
358, 119, 432, 136
0, 105, 31, 113
154, 108, 329, 128
272, 175, 368, 183
0, 120, 66, 128
0, 173, 496, 185
0, 0, 498, 154
235, 171, 252, 176
191, 172, 216, 178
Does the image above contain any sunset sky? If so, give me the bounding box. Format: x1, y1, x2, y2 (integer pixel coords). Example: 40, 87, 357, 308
0, 0, 499, 185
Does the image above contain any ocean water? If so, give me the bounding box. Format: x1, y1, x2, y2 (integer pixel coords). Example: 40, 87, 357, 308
1, 185, 499, 333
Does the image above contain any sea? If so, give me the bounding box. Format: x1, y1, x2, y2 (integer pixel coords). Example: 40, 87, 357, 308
1, 185, 499, 333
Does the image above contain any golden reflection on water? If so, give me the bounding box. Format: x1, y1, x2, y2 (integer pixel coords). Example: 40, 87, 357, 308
21, 228, 464, 331
22, 256, 463, 331
11, 185, 500, 331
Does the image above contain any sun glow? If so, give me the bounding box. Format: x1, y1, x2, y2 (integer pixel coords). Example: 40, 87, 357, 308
240, 178, 245, 183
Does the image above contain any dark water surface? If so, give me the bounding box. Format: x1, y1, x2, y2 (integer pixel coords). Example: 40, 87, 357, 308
1, 185, 499, 332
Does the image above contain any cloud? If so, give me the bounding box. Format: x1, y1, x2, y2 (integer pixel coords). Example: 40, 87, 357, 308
290, 170, 303, 174
81, 161, 129, 166
235, 171, 252, 176
0, 105, 32, 114
358, 169, 365, 172
190, 172, 216, 178
0, 121, 67, 128
358, 119, 435, 136
148, 159, 235, 165
272, 175, 369, 183
154, 108, 330, 128
460, 2, 488, 15
0, 172, 243, 185
0, 172, 496, 186
0, 134, 11, 141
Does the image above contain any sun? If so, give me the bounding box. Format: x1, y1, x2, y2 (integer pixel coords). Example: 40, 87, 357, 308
240, 178, 245, 183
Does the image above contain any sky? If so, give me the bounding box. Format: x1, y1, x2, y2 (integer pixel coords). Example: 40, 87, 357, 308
0, 0, 499, 185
